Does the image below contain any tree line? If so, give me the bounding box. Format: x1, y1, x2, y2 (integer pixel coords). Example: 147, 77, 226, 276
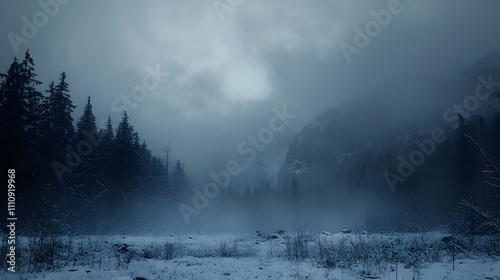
0, 51, 188, 233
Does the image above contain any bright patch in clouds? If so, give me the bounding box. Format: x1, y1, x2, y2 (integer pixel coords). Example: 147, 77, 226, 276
222, 56, 272, 102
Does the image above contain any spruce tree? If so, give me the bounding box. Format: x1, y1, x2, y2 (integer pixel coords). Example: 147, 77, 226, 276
20, 50, 43, 134
19, 51, 46, 213
93, 116, 114, 211
45, 72, 76, 156
75, 96, 99, 188
112, 111, 140, 205
163, 145, 171, 197
0, 57, 26, 220
76, 96, 97, 141
0, 58, 25, 169
54, 72, 76, 143
171, 159, 188, 203
0, 58, 23, 133
99, 116, 115, 164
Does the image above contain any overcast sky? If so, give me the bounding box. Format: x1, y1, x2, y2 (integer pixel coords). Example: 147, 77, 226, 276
2, 0, 500, 187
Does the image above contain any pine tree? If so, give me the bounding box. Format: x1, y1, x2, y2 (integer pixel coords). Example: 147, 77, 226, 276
76, 96, 97, 141
20, 50, 43, 134
170, 159, 188, 203
40, 81, 59, 165
0, 58, 25, 168
40, 81, 55, 132
163, 145, 171, 197
103, 116, 114, 142
19, 51, 47, 213
0, 57, 27, 221
54, 72, 76, 142
0, 57, 23, 133
132, 131, 144, 187
74, 96, 99, 187
46, 72, 76, 154
151, 156, 165, 191
112, 111, 140, 205
97, 116, 114, 177
40, 73, 77, 191
93, 116, 114, 207
137, 141, 165, 194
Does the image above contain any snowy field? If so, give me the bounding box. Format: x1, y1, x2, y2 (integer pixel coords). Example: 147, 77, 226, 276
2, 230, 499, 279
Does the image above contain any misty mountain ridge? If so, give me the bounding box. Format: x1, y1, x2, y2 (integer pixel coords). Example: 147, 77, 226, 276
276, 53, 500, 195
458, 52, 500, 85
277, 103, 437, 190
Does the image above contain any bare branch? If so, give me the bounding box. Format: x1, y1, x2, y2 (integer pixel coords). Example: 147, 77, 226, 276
464, 133, 500, 189
483, 180, 500, 189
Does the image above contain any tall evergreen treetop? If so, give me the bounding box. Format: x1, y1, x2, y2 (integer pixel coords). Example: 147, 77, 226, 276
0, 57, 23, 130
55, 72, 75, 137
46, 72, 75, 147
20, 50, 43, 133
113, 111, 140, 192
101, 116, 114, 143
116, 111, 134, 146
76, 96, 97, 141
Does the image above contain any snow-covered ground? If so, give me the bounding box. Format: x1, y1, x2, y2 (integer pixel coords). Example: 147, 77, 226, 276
2, 231, 499, 279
